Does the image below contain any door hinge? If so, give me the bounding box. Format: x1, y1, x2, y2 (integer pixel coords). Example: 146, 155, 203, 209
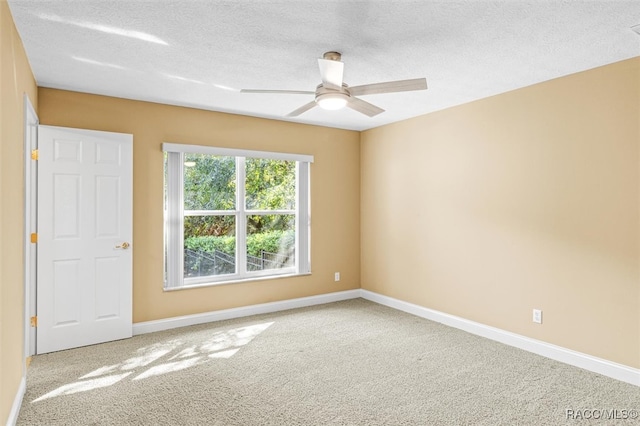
31, 149, 38, 160
30, 233, 37, 243
30, 316, 37, 327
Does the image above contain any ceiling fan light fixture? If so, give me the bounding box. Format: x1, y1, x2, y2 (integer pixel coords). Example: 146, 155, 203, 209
316, 92, 348, 110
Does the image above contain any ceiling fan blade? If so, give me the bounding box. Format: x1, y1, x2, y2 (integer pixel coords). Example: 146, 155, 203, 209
318, 58, 344, 90
349, 78, 427, 96
286, 101, 318, 117
240, 89, 314, 95
347, 97, 385, 117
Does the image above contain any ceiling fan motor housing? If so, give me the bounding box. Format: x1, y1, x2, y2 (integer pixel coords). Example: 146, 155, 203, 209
315, 83, 350, 109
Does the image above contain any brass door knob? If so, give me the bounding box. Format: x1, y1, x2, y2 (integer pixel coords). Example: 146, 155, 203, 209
115, 242, 130, 249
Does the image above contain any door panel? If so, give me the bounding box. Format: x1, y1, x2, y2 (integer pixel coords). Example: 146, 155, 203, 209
95, 256, 121, 319
53, 174, 81, 238
96, 176, 120, 237
37, 125, 133, 354
53, 259, 80, 325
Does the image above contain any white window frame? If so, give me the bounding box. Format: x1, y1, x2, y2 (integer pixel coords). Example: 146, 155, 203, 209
163, 143, 312, 289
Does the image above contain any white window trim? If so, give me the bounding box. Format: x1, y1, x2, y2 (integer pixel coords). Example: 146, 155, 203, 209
165, 152, 184, 288
163, 145, 313, 289
163, 143, 314, 163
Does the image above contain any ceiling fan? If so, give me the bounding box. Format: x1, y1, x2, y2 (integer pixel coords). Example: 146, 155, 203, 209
240, 51, 428, 118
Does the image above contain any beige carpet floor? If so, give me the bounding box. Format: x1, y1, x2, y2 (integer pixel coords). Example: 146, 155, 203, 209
17, 299, 639, 425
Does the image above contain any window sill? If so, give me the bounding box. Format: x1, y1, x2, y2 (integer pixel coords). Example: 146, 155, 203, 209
163, 272, 312, 292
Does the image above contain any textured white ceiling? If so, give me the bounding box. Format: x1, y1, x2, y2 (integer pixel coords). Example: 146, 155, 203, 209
7, 1, 640, 131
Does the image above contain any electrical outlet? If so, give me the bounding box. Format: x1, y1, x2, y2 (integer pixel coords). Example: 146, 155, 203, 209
334, 272, 340, 282
532, 309, 542, 324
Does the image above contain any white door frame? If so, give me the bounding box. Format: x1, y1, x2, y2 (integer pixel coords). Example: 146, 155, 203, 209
23, 94, 38, 362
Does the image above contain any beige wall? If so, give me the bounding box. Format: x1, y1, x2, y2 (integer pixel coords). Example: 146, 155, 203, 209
361, 57, 640, 368
0, 0, 38, 423
38, 89, 361, 323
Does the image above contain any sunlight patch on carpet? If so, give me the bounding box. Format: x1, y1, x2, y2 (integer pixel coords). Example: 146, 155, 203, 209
208, 348, 240, 359
33, 372, 132, 402
199, 322, 274, 354
133, 357, 203, 380
31, 321, 275, 402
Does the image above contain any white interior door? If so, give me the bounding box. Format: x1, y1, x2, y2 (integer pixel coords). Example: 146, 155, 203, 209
37, 125, 133, 354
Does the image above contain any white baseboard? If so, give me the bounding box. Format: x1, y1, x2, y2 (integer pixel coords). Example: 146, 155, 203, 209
133, 289, 361, 335
360, 289, 640, 387
6, 376, 26, 426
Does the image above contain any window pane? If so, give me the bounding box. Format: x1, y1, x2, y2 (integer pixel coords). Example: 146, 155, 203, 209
246, 214, 295, 272
184, 154, 235, 210
184, 215, 236, 278
245, 158, 295, 210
